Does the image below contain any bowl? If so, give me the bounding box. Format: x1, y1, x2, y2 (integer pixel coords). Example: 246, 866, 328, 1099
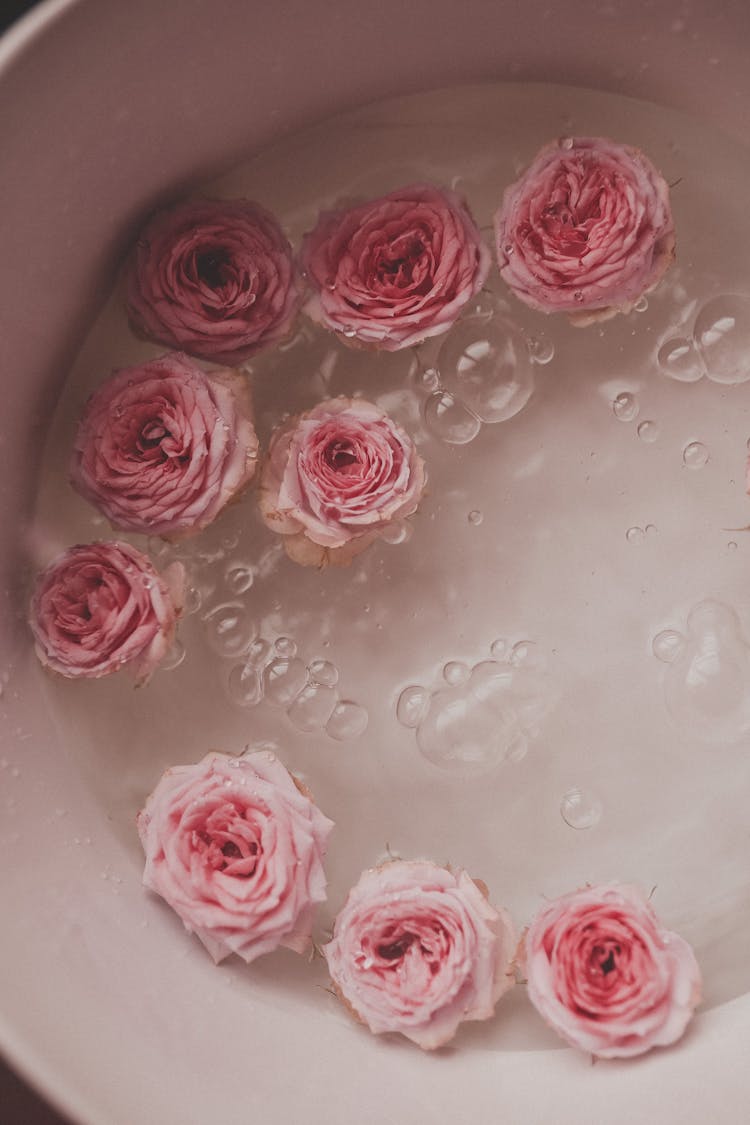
3, 2, 750, 1122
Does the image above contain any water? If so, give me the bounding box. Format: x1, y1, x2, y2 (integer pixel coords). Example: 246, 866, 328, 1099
27, 81, 750, 1033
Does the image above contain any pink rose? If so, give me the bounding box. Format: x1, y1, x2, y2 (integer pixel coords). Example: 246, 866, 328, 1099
494, 138, 675, 324
125, 198, 301, 363
29, 541, 185, 683
323, 860, 516, 1050
137, 750, 334, 964
300, 184, 491, 349
70, 353, 259, 538
523, 884, 702, 1058
258, 397, 426, 567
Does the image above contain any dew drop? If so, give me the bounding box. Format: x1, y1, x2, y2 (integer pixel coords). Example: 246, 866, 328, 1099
396, 685, 430, 728
657, 337, 704, 383
682, 441, 709, 469
467, 509, 483, 526
326, 700, 369, 741
652, 629, 686, 663
560, 788, 602, 830
274, 636, 297, 658
637, 420, 660, 443
308, 659, 339, 687
287, 683, 338, 732
560, 136, 574, 150
423, 391, 482, 445
443, 661, 470, 686
227, 663, 264, 708
263, 657, 308, 707
612, 392, 639, 422
203, 603, 255, 658
694, 294, 750, 384
436, 317, 534, 424
224, 563, 254, 595
626, 526, 645, 545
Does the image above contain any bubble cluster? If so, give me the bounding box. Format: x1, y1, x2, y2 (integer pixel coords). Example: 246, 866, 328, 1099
396, 638, 558, 775
654, 600, 750, 743
658, 293, 750, 385
228, 642, 367, 743
421, 313, 536, 445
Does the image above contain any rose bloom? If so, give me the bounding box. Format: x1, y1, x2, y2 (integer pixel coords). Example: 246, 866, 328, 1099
138, 749, 334, 964
258, 397, 426, 567
29, 541, 184, 683
300, 183, 491, 349
494, 137, 675, 324
323, 860, 516, 1050
125, 198, 301, 363
523, 883, 702, 1058
70, 353, 259, 538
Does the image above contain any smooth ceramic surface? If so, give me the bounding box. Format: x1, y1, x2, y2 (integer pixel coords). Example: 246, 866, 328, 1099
2, 2, 750, 1123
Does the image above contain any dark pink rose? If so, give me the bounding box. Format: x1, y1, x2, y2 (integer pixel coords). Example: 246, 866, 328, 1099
523, 884, 702, 1058
323, 860, 516, 1050
70, 353, 259, 538
258, 397, 426, 567
29, 541, 184, 683
300, 184, 491, 349
494, 138, 675, 324
137, 750, 334, 964
125, 198, 301, 363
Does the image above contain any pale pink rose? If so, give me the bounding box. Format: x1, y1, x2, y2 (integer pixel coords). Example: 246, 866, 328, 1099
495, 138, 675, 324
125, 198, 301, 363
137, 750, 334, 964
258, 397, 426, 567
70, 353, 258, 538
523, 884, 702, 1058
323, 860, 516, 1050
301, 184, 491, 350
29, 541, 185, 683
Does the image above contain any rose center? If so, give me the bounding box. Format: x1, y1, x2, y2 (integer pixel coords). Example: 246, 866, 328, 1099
374, 236, 426, 288
195, 248, 232, 288
324, 440, 360, 474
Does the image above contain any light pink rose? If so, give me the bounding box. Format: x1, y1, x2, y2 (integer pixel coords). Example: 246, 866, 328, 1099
137, 750, 334, 964
523, 884, 702, 1058
125, 198, 301, 363
29, 541, 185, 683
494, 138, 675, 324
258, 397, 426, 567
70, 353, 258, 538
323, 860, 516, 1050
300, 184, 491, 349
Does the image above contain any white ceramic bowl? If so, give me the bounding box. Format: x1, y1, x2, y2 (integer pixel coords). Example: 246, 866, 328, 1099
3, 2, 750, 1122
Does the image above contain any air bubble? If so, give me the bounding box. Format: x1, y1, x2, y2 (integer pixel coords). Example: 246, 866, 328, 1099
263, 657, 308, 707
443, 661, 470, 685
380, 521, 413, 545
728, 541, 738, 552
634, 296, 649, 313
560, 136, 574, 150
287, 683, 338, 732
396, 685, 430, 728
423, 391, 482, 445
694, 294, 750, 385
274, 636, 297, 658
227, 663, 263, 708
245, 637, 271, 667
560, 788, 603, 830
652, 629, 686, 663
203, 603, 255, 658
637, 420, 660, 443
436, 317, 534, 424
526, 336, 555, 365
326, 701, 369, 741
468, 509, 483, 526
160, 639, 186, 671
308, 660, 339, 687
490, 638, 509, 660
612, 392, 639, 422
183, 586, 203, 615
657, 337, 704, 383
420, 367, 440, 391
224, 563, 254, 595
682, 441, 709, 469
626, 526, 645, 545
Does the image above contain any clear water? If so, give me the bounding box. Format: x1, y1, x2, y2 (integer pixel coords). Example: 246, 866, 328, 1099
29, 82, 750, 1046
